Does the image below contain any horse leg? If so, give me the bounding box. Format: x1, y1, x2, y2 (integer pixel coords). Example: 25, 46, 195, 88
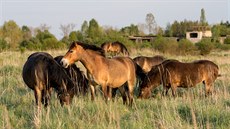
34, 87, 42, 110
118, 85, 128, 105
171, 84, 177, 97
101, 85, 108, 103
165, 86, 170, 95
204, 81, 213, 97
127, 81, 134, 106
90, 85, 95, 101
107, 87, 112, 101
111, 88, 118, 100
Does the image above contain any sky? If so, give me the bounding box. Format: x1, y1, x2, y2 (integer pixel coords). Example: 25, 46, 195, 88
0, 0, 229, 39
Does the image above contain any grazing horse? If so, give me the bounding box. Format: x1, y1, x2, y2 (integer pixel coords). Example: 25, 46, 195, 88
54, 56, 89, 97
139, 59, 219, 98
101, 41, 129, 56
61, 41, 137, 106
133, 55, 165, 73
138, 59, 178, 99
22, 52, 73, 108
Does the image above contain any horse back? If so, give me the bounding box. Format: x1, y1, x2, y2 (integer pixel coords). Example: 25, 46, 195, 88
163, 60, 219, 87
22, 52, 53, 90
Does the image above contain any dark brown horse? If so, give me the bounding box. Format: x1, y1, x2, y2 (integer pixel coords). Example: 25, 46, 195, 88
133, 55, 165, 73
22, 52, 73, 108
61, 41, 137, 106
138, 59, 178, 98
101, 41, 129, 56
54, 56, 89, 97
139, 59, 219, 98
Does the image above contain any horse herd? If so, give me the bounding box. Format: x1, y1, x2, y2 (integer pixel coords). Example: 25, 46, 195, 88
22, 41, 220, 108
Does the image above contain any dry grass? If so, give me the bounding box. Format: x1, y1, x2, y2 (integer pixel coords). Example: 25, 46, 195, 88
0, 49, 230, 129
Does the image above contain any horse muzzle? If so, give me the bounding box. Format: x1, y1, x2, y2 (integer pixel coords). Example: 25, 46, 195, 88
60, 58, 69, 68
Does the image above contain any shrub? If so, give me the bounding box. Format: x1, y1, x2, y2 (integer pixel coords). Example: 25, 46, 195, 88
195, 38, 215, 55
224, 37, 230, 44
178, 39, 197, 55
153, 37, 178, 54
0, 39, 9, 52
42, 38, 66, 50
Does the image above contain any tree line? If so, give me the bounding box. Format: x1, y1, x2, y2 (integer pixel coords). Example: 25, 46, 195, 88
0, 9, 230, 55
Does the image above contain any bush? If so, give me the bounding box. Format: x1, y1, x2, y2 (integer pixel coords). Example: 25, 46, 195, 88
42, 38, 66, 49
195, 38, 215, 55
224, 37, 230, 44
153, 37, 178, 54
0, 39, 9, 52
178, 39, 197, 55
19, 39, 42, 50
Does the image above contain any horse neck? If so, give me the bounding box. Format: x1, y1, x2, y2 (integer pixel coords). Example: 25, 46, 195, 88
79, 50, 105, 74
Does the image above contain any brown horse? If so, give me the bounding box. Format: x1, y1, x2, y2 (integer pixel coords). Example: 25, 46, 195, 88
139, 59, 219, 98
54, 56, 89, 98
22, 52, 72, 108
138, 59, 178, 98
61, 41, 137, 106
101, 41, 129, 56
133, 55, 165, 73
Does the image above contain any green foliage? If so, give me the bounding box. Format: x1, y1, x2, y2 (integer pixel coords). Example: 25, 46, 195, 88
0, 38, 9, 51
153, 36, 178, 54
120, 24, 140, 36
69, 31, 78, 42
224, 37, 230, 44
178, 39, 197, 55
88, 19, 103, 44
0, 20, 23, 49
195, 38, 215, 55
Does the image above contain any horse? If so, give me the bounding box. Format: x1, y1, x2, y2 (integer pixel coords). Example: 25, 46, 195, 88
138, 59, 178, 99
101, 41, 129, 56
54, 56, 89, 97
133, 55, 165, 73
139, 59, 219, 98
22, 52, 73, 109
61, 41, 137, 106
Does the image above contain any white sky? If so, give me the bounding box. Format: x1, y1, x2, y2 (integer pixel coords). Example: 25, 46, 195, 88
0, 0, 229, 38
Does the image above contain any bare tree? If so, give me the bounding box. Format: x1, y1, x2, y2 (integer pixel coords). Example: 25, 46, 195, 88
59, 23, 76, 37
145, 13, 157, 34
137, 23, 146, 35
39, 23, 51, 32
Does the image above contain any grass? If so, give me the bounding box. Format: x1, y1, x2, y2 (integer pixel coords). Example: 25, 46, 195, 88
0, 50, 230, 129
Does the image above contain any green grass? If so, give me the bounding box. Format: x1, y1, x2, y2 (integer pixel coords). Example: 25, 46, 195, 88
0, 50, 230, 129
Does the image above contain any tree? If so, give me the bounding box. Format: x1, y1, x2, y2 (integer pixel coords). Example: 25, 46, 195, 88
164, 23, 173, 37
22, 25, 32, 41
59, 23, 75, 38
69, 31, 78, 42
200, 8, 207, 26
88, 19, 103, 43
120, 24, 139, 36
0, 20, 23, 49
81, 20, 89, 39
145, 13, 157, 34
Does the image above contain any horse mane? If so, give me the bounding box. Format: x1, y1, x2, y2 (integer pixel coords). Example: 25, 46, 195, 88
71, 41, 105, 56
54, 55, 89, 96
113, 41, 129, 55
101, 42, 109, 48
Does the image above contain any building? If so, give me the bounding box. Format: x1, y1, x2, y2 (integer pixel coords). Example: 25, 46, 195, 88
186, 26, 212, 43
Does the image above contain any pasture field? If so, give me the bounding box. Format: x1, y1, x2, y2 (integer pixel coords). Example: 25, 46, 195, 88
0, 49, 230, 129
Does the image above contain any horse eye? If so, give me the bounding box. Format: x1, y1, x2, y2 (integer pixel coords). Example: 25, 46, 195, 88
69, 50, 74, 53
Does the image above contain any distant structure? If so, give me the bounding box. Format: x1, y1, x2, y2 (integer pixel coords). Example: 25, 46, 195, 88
128, 36, 180, 43
186, 26, 212, 43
